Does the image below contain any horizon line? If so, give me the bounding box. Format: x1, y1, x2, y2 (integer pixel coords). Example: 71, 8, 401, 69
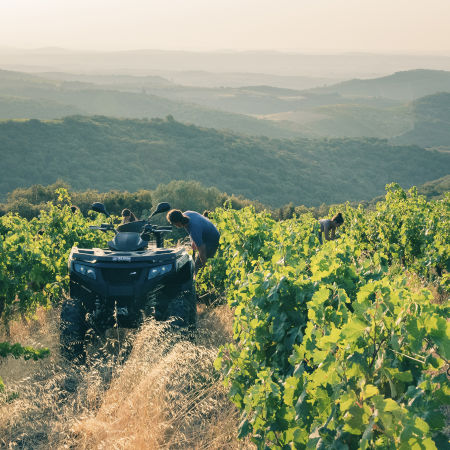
1, 46, 450, 57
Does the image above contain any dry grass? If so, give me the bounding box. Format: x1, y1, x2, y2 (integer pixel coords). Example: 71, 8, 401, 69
0, 304, 253, 449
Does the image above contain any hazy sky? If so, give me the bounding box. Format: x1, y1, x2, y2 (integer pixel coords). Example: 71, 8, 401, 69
1, 0, 449, 53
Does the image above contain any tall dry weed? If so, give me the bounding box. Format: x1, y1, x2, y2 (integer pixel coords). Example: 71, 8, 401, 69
0, 305, 253, 449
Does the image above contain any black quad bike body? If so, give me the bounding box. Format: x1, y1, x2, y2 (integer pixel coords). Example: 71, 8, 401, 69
60, 202, 196, 363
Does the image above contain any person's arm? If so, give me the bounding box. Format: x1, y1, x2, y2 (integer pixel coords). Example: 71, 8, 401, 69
189, 224, 205, 261
197, 243, 207, 265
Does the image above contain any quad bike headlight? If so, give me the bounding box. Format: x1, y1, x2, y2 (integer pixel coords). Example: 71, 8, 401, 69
73, 262, 96, 280
148, 264, 173, 280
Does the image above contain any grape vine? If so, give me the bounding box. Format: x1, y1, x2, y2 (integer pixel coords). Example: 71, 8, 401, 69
201, 185, 449, 449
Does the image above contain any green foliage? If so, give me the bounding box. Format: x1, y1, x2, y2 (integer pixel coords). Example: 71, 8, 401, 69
0, 188, 111, 390
0, 188, 110, 325
0, 342, 50, 360
0, 180, 258, 220
210, 186, 449, 448
343, 184, 450, 287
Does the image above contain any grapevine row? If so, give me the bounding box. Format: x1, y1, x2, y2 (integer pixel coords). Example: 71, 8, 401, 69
197, 184, 449, 449
0, 189, 109, 388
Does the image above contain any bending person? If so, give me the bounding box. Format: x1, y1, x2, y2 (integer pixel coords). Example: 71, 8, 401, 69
166, 209, 220, 274
319, 212, 344, 244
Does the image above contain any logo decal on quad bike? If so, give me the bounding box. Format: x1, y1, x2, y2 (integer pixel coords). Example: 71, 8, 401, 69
112, 256, 132, 262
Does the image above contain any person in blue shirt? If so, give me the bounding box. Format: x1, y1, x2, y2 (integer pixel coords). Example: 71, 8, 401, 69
166, 209, 220, 274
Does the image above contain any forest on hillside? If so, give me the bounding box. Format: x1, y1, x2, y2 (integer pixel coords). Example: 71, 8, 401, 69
1, 115, 449, 206
2, 176, 449, 222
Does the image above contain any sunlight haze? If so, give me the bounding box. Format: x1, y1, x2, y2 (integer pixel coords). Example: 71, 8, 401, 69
1, 0, 450, 53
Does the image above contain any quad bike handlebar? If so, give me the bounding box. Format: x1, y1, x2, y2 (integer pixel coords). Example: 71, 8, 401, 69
89, 202, 173, 248
89, 224, 116, 232
89, 221, 173, 248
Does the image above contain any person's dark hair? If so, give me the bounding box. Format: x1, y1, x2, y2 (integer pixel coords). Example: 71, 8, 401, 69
332, 212, 344, 226
166, 209, 189, 225
121, 208, 137, 223
202, 210, 211, 218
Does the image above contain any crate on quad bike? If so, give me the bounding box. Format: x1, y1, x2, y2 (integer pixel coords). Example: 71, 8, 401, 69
60, 202, 196, 363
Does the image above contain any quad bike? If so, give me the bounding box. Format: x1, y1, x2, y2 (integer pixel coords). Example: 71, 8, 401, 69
60, 202, 196, 363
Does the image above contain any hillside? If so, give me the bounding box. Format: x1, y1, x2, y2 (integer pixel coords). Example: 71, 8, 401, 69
261, 88, 450, 142
0, 69, 369, 122
392, 92, 450, 147
0, 116, 448, 206
0, 95, 82, 119
134, 86, 399, 117
417, 174, 450, 199
266, 103, 413, 139
307, 69, 450, 100
4, 68, 450, 146
0, 70, 300, 139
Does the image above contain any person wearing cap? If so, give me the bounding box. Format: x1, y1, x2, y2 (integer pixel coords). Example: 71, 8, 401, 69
166, 209, 220, 274
318, 212, 344, 244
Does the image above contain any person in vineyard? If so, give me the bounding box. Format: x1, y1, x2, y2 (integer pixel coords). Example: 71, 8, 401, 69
318, 212, 344, 244
166, 209, 220, 274
121, 208, 137, 224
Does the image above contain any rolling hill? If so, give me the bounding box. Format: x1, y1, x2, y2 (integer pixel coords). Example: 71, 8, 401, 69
0, 69, 301, 139
307, 69, 450, 100
0, 116, 448, 206
416, 174, 450, 199
392, 92, 450, 147
2, 69, 450, 146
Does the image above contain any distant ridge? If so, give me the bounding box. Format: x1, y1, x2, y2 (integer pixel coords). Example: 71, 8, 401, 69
307, 69, 450, 100
2, 48, 450, 78
2, 68, 450, 145
0, 69, 300, 138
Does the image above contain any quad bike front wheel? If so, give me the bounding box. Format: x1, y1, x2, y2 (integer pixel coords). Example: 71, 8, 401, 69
166, 282, 197, 334
60, 298, 88, 364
